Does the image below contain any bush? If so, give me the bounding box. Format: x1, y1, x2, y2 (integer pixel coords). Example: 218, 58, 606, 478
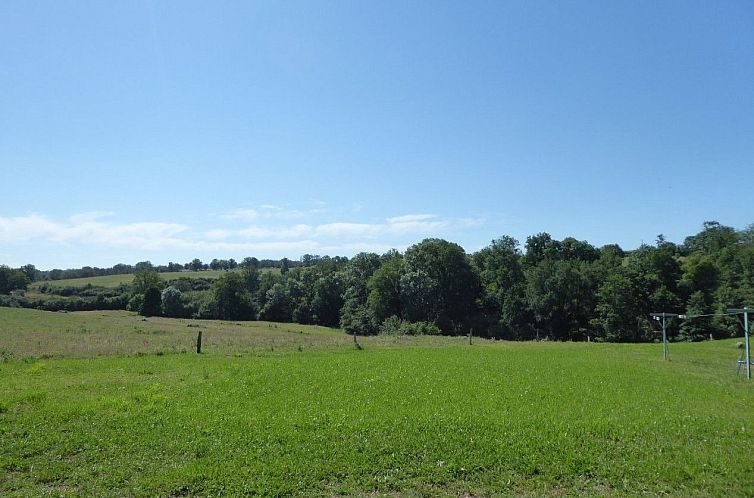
0, 293, 129, 313
127, 294, 144, 313
44, 285, 124, 299
378, 315, 403, 335
168, 277, 213, 292
378, 316, 442, 336
161, 286, 183, 317
182, 291, 217, 320
0, 294, 23, 308
411, 321, 442, 336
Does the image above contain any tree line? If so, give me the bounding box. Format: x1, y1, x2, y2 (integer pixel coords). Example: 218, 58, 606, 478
2, 221, 752, 342
27, 255, 326, 281
133, 221, 754, 342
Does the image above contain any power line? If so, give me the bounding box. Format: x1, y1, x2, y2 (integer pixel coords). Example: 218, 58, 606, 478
681, 312, 740, 319
651, 309, 754, 377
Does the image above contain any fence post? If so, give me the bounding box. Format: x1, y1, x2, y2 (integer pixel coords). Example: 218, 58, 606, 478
196, 331, 202, 354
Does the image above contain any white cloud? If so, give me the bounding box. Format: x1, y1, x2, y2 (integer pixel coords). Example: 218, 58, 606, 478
0, 210, 483, 265
221, 204, 327, 222
0, 213, 188, 250
315, 222, 380, 238
172, 239, 322, 253
385, 214, 437, 224
239, 224, 313, 239
205, 229, 231, 239
235, 215, 479, 240
221, 208, 259, 222
69, 211, 115, 224
0, 214, 63, 242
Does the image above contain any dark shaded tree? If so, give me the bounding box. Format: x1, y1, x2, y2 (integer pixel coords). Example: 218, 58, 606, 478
141, 287, 162, 317
213, 272, 256, 320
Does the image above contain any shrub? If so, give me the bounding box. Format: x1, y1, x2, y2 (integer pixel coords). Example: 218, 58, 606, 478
182, 291, 217, 320
161, 286, 183, 317
378, 315, 403, 335
127, 294, 144, 313
378, 316, 442, 336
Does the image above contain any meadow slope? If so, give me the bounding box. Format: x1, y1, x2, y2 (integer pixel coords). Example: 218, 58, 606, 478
1, 309, 752, 497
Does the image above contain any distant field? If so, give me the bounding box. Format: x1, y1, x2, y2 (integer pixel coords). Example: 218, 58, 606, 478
1, 308, 752, 497
0, 308, 465, 359
31, 268, 278, 289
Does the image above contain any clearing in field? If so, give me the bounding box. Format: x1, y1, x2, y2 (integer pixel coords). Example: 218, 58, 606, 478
1, 308, 752, 497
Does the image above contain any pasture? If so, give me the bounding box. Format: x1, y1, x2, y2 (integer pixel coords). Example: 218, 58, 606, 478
30, 268, 278, 290
1, 309, 753, 497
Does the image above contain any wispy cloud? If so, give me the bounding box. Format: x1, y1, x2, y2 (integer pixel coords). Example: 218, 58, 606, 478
221, 204, 327, 222
239, 224, 313, 239
0, 213, 189, 250
0, 210, 483, 265
385, 214, 436, 224
205, 229, 232, 240
221, 208, 259, 222
235, 214, 478, 241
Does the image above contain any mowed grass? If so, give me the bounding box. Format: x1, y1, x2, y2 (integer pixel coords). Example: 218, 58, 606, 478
31, 268, 278, 289
1, 310, 753, 496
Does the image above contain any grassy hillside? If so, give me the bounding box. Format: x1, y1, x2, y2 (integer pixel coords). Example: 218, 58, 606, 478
30, 268, 278, 289
1, 308, 752, 496
0, 308, 467, 359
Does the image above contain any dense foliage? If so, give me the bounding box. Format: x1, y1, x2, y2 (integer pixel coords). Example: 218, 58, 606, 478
2, 221, 752, 342
28, 256, 321, 281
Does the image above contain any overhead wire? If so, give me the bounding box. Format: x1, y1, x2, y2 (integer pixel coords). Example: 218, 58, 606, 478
682, 311, 740, 319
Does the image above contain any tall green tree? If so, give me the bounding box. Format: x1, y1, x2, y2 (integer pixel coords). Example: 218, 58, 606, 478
259, 283, 292, 322
160, 286, 183, 317
280, 258, 290, 274
141, 287, 162, 317
524, 232, 556, 267
526, 259, 597, 341
679, 291, 710, 341
402, 239, 479, 333
340, 252, 382, 334
680, 254, 719, 303
132, 268, 162, 295
591, 268, 647, 342
683, 221, 737, 255
311, 273, 345, 327
213, 272, 256, 320
367, 255, 404, 324
0, 266, 30, 294
472, 236, 528, 338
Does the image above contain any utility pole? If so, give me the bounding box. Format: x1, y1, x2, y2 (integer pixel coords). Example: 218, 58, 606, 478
651, 313, 681, 361
727, 307, 752, 380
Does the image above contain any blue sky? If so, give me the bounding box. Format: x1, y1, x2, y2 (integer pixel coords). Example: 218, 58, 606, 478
1, 1, 752, 269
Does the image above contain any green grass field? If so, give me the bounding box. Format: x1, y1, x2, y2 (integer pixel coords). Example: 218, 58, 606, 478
0, 309, 467, 359
31, 268, 278, 289
1, 308, 753, 497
